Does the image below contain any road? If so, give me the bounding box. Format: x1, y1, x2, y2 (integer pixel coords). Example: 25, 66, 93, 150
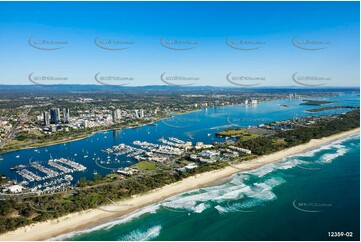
0, 108, 31, 149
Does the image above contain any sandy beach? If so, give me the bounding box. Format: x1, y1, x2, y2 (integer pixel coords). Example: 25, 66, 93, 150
0, 128, 359, 241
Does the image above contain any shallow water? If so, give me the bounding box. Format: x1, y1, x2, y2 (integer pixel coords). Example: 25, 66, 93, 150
59, 135, 360, 241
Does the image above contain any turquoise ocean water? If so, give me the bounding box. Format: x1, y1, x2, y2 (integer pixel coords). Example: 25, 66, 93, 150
0, 91, 359, 240
56, 134, 360, 241
0, 92, 359, 186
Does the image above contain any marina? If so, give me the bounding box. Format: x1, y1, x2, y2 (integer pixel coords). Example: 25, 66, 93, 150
5, 158, 88, 193
15, 158, 86, 182
0, 94, 359, 196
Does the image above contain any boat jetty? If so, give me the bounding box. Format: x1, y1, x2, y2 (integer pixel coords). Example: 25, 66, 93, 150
101, 137, 193, 164
14, 158, 86, 182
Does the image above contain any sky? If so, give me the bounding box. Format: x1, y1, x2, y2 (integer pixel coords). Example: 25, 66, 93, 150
0, 1, 359, 87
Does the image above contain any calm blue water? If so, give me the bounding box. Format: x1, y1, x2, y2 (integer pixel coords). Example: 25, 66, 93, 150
59, 134, 360, 241
0, 93, 359, 187
0, 91, 359, 240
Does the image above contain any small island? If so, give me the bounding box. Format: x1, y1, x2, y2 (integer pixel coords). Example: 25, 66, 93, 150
300, 100, 334, 106
306, 105, 360, 113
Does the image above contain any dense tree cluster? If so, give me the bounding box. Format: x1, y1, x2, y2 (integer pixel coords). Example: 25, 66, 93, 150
0, 161, 226, 233
239, 110, 359, 155
0, 111, 358, 234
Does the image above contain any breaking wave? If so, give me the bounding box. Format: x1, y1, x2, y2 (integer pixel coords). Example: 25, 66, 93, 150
51, 134, 358, 239
118, 225, 162, 241
49, 204, 161, 241
250, 135, 358, 177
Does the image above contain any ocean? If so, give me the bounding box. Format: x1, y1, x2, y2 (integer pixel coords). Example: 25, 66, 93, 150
55, 134, 360, 241
0, 92, 359, 187
0, 91, 359, 240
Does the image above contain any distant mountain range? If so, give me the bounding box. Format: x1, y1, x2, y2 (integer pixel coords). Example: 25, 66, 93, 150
0, 85, 359, 97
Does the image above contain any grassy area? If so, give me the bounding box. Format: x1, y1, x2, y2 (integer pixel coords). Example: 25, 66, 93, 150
131, 161, 159, 171
216, 128, 260, 141
0, 110, 358, 234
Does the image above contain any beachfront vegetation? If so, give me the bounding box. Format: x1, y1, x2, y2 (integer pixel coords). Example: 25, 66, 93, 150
239, 110, 360, 155
0, 110, 359, 234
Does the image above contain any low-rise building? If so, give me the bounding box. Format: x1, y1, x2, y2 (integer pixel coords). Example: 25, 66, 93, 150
195, 142, 213, 150
3, 184, 24, 193
229, 146, 252, 154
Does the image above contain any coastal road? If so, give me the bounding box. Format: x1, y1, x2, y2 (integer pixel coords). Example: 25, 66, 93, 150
0, 108, 31, 149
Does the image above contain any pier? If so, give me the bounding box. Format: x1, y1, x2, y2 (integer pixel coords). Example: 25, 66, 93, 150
13, 158, 86, 184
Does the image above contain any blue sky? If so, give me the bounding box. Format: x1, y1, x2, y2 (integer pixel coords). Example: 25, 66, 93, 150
0, 1, 359, 87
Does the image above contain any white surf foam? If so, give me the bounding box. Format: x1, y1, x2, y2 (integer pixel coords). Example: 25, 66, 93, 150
49, 204, 161, 241
118, 225, 162, 241
318, 146, 348, 163
249, 134, 357, 177
51, 134, 359, 239
193, 203, 209, 213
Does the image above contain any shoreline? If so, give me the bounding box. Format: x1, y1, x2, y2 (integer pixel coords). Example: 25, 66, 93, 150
0, 122, 158, 155
0, 108, 204, 155
0, 128, 359, 241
